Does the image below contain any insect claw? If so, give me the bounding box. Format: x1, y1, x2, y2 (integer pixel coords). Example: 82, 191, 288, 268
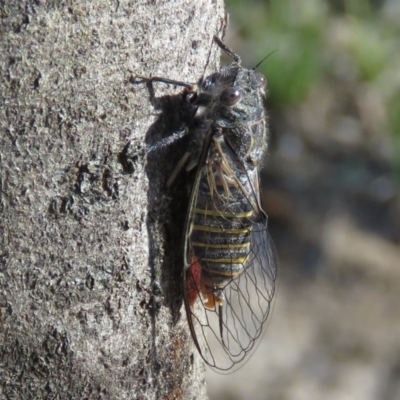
129, 75, 149, 84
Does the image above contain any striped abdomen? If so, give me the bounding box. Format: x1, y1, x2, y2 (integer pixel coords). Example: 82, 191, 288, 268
189, 179, 254, 287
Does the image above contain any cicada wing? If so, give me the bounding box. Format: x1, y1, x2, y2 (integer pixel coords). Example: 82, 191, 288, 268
183, 142, 277, 372
184, 216, 277, 371
221, 222, 277, 352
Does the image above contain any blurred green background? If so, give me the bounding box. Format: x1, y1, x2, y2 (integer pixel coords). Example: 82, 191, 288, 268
208, 1, 400, 399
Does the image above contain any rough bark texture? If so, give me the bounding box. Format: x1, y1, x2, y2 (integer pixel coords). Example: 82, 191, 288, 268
0, 1, 224, 399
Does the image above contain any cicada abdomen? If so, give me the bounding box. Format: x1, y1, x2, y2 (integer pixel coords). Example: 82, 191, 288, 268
187, 138, 262, 309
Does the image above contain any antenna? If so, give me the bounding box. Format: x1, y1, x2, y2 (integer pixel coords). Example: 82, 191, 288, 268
252, 50, 278, 70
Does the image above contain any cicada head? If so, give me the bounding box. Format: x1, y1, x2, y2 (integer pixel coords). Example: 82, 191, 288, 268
190, 64, 268, 164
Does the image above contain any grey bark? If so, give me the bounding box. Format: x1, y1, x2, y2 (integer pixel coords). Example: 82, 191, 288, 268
0, 1, 224, 399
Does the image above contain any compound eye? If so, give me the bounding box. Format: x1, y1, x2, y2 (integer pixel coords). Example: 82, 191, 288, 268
219, 87, 241, 106
256, 72, 267, 87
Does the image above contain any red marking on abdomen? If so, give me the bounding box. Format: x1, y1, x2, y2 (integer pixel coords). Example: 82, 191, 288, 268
186, 256, 202, 306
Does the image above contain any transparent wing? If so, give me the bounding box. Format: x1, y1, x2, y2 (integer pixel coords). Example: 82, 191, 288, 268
185, 229, 276, 371
183, 140, 277, 372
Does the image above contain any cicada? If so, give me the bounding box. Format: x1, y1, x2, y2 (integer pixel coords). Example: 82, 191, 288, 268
141, 37, 277, 372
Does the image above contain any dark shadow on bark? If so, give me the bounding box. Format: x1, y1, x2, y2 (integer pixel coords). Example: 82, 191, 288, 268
119, 83, 195, 380
117, 101, 189, 398
144, 86, 191, 315
145, 89, 194, 386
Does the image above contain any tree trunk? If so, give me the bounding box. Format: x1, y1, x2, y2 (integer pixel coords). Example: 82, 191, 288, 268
0, 1, 224, 399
